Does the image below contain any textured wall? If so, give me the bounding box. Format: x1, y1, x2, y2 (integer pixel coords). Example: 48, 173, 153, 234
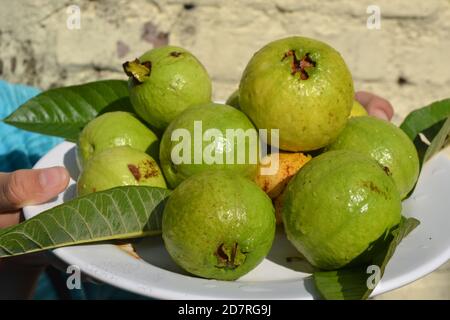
1, 0, 450, 122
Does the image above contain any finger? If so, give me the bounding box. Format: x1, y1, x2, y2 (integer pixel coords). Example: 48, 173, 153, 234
355, 91, 394, 121
0, 167, 70, 212
354, 91, 374, 106
0, 212, 20, 228
366, 97, 394, 121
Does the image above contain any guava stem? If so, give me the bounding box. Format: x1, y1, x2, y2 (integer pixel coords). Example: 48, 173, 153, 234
282, 50, 316, 80
170, 51, 182, 57
122, 59, 152, 83
215, 242, 246, 269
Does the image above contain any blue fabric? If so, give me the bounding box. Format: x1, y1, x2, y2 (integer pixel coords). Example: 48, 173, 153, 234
0, 80, 146, 300
0, 80, 62, 171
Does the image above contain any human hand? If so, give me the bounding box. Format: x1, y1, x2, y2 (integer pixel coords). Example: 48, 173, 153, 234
0, 166, 69, 299
0, 167, 70, 228
355, 91, 394, 121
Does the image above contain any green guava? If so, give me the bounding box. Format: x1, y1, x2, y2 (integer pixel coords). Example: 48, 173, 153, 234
239, 36, 354, 151
350, 100, 368, 117
282, 150, 401, 270
327, 116, 420, 198
123, 46, 212, 131
162, 170, 275, 280
159, 103, 259, 188
78, 111, 159, 166
225, 89, 240, 109
77, 146, 166, 196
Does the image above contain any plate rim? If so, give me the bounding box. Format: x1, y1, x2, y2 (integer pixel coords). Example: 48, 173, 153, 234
24, 141, 450, 299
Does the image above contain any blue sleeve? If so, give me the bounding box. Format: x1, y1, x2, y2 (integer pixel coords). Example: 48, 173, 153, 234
0, 80, 63, 172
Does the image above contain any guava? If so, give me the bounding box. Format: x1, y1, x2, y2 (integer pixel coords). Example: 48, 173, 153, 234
282, 150, 401, 270
225, 89, 240, 109
159, 103, 259, 188
239, 36, 354, 151
255, 152, 311, 199
255, 152, 312, 225
327, 116, 420, 198
123, 45, 212, 131
350, 100, 368, 117
162, 171, 275, 280
78, 111, 159, 166
77, 146, 166, 196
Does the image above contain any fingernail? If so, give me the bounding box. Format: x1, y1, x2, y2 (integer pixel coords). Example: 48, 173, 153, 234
38, 167, 65, 188
370, 108, 389, 121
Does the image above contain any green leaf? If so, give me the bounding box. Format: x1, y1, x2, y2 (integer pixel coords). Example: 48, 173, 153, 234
400, 99, 450, 166
0, 186, 171, 258
420, 117, 450, 165
399, 99, 450, 199
400, 99, 450, 140
3, 80, 133, 142
313, 217, 420, 300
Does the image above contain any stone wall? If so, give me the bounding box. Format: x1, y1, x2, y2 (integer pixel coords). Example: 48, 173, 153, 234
1, 0, 450, 122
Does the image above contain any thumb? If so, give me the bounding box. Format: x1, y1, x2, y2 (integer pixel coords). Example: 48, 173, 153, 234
0, 167, 70, 213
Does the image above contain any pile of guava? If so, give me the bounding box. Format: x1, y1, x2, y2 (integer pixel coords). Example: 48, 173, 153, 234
76, 36, 420, 280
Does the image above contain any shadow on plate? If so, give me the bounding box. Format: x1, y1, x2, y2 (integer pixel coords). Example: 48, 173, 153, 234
133, 225, 317, 277
133, 236, 190, 276
63, 183, 77, 202
63, 145, 80, 181
303, 276, 323, 299
266, 225, 317, 274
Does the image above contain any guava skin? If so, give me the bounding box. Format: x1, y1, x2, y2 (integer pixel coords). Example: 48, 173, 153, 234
77, 146, 166, 196
327, 116, 420, 198
239, 36, 354, 151
162, 171, 276, 280
160, 103, 259, 188
124, 46, 212, 131
349, 100, 368, 117
282, 150, 401, 270
78, 111, 159, 166
226, 89, 240, 109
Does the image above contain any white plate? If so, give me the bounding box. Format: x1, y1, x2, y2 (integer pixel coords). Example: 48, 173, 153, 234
24, 141, 450, 299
